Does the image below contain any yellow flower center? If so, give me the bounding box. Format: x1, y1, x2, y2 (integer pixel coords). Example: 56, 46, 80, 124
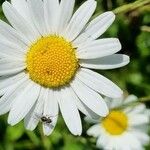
26, 36, 78, 88
102, 110, 128, 135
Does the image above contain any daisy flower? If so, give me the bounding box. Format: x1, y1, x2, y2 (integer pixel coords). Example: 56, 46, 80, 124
86, 95, 150, 150
0, 0, 129, 136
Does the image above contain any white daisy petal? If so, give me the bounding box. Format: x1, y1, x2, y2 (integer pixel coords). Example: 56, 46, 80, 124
96, 134, 110, 148
44, 0, 59, 34
77, 102, 100, 119
112, 139, 126, 150
128, 114, 149, 126
2, 1, 40, 42
28, 0, 46, 35
124, 95, 138, 104
77, 38, 121, 59
11, 0, 41, 37
58, 0, 75, 33
11, 0, 32, 25
0, 59, 25, 69
0, 66, 25, 76
103, 97, 113, 108
132, 131, 150, 145
0, 58, 25, 76
0, 90, 15, 115
71, 88, 99, 119
85, 116, 100, 124
43, 89, 59, 136
0, 57, 23, 63
8, 81, 40, 125
57, 87, 82, 135
0, 73, 26, 91
73, 11, 115, 45
128, 104, 146, 114
0, 76, 28, 115
24, 87, 45, 131
0, 54, 23, 62
80, 54, 129, 70
0, 40, 25, 59
123, 95, 141, 113
106, 138, 126, 150
64, 0, 96, 41
77, 68, 123, 98
109, 97, 123, 108
124, 133, 143, 149
87, 124, 101, 137
0, 20, 29, 49
117, 142, 133, 150
0, 88, 8, 96
71, 77, 109, 117
0, 87, 9, 96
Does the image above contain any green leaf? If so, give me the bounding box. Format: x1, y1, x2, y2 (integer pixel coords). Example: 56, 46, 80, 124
6, 123, 25, 141
136, 32, 150, 57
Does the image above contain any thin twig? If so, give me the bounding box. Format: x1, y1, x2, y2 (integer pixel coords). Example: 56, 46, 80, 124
113, 0, 150, 14
141, 26, 150, 32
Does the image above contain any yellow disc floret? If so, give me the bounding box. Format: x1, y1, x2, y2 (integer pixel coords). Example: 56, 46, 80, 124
26, 35, 78, 88
102, 110, 128, 135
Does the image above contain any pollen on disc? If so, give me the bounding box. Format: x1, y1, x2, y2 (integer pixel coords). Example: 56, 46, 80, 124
102, 110, 128, 135
26, 36, 79, 88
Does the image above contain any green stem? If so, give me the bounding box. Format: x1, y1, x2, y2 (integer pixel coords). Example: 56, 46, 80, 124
113, 96, 150, 110
113, 0, 150, 14
139, 96, 150, 102
38, 125, 47, 149
138, 4, 150, 12
26, 130, 40, 146
38, 125, 52, 150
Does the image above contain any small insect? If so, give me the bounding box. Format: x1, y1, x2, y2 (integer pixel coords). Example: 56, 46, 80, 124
40, 116, 52, 124
33, 113, 58, 125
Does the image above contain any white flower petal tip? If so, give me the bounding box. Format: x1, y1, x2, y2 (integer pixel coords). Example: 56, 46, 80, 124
56, 88, 82, 136
80, 54, 130, 70
41, 89, 59, 136
124, 95, 138, 104
8, 82, 40, 126
25, 126, 34, 131
87, 124, 101, 137
24, 87, 46, 131
101, 107, 109, 117
100, 11, 116, 27
73, 11, 115, 45
77, 68, 123, 99
43, 124, 55, 136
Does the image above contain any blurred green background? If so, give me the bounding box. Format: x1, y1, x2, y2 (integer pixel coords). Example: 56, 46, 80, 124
0, 0, 150, 149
